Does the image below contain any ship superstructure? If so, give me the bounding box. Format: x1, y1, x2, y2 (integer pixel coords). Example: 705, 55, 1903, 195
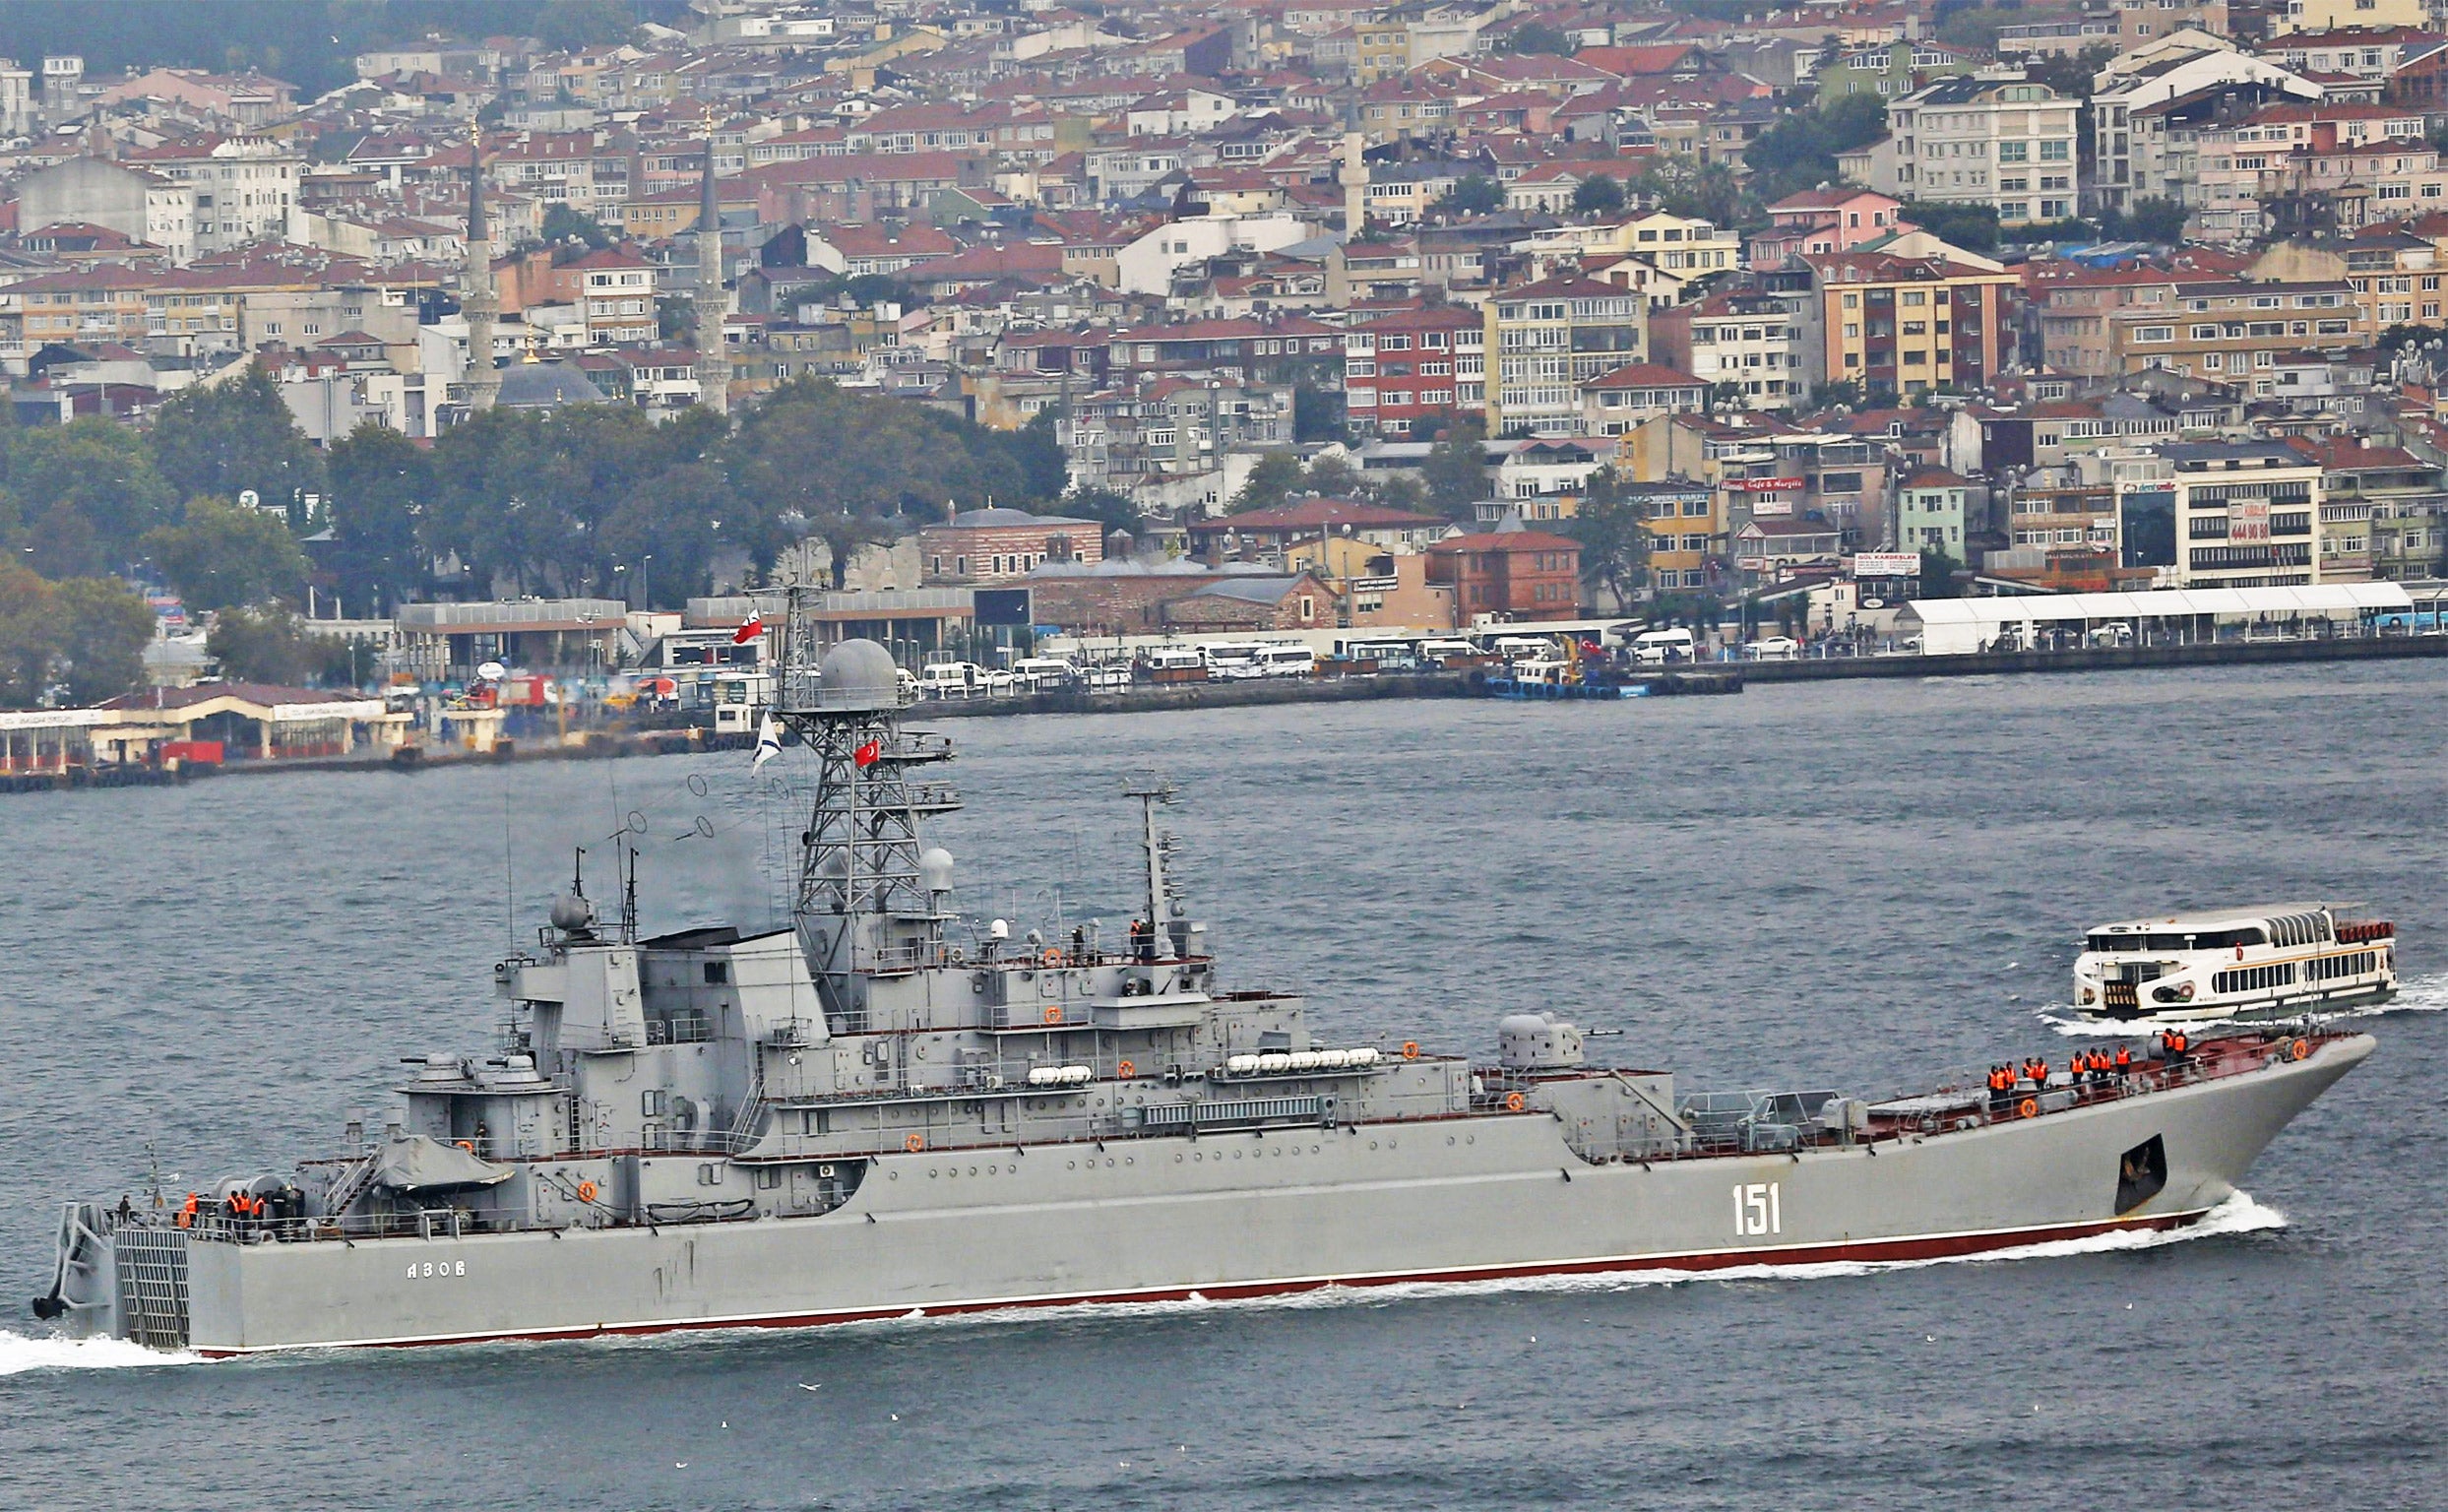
31, 599, 2376, 1354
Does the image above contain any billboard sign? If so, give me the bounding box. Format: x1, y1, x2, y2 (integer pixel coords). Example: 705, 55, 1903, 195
1853, 552, 1922, 577
1748, 497, 1795, 518
2229, 499, 2270, 543
1727, 476, 1806, 493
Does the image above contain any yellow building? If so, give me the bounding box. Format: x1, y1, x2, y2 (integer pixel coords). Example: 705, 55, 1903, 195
1483, 272, 1648, 437
1806, 248, 2020, 399
2276, 0, 2423, 32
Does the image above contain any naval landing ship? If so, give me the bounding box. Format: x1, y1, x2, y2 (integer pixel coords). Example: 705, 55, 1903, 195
34, 619, 2374, 1355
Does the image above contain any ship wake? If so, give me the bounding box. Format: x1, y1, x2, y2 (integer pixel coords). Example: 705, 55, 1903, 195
2038, 972, 2447, 1036
0, 1329, 202, 1377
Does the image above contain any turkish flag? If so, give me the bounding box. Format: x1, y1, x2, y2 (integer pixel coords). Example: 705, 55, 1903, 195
853, 740, 881, 768
731, 612, 764, 645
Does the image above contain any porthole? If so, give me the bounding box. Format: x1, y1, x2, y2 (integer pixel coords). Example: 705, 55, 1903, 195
1066, 1161, 1076, 1170
1466, 1136, 1475, 1146
968, 1166, 977, 1176
888, 1171, 900, 1181
1234, 1151, 1243, 1160
929, 1170, 938, 1179
1174, 1154, 1183, 1164
1447, 1136, 1455, 1146
1125, 1157, 1135, 1166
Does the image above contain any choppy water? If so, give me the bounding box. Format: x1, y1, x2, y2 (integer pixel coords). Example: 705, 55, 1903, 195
3, 662, 2444, 1509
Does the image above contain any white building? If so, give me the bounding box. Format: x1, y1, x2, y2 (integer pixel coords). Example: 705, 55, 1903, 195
2115, 440, 2351, 588
1113, 212, 1312, 294
1871, 72, 2083, 226
126, 136, 302, 253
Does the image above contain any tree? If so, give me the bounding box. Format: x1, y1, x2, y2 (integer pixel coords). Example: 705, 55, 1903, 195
657, 293, 694, 342
1565, 471, 1651, 610
2026, 42, 2114, 101
1916, 542, 1963, 600
541, 202, 613, 249
206, 604, 350, 686
2112, 197, 2189, 243
52, 576, 155, 705
1502, 20, 1573, 54
1010, 408, 1070, 501
1060, 485, 1143, 541
1744, 93, 1888, 206
142, 496, 310, 612
1420, 418, 1487, 523
0, 560, 151, 707
148, 368, 326, 523
1, 419, 176, 576
1571, 173, 1626, 217
1630, 157, 1741, 226
327, 420, 434, 614
1228, 449, 1306, 513
1293, 382, 1344, 443
535, 0, 639, 52
1434, 174, 1503, 217
1899, 199, 2000, 252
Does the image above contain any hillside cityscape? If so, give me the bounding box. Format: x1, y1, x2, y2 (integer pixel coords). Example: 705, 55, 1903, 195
1, 0, 2445, 737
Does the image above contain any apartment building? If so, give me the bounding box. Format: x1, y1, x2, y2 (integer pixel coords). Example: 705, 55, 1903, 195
1805, 249, 2020, 400
2116, 441, 2342, 588
1877, 73, 2081, 226
122, 135, 301, 254
1649, 289, 1817, 409
570, 246, 659, 346
2108, 278, 2365, 391
1345, 304, 1483, 437
1483, 273, 1647, 437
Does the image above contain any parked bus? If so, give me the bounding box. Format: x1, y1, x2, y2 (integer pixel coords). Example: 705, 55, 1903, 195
1254, 644, 1317, 677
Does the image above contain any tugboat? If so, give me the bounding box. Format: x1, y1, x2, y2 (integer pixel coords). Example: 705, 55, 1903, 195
2074, 904, 2398, 1023
31, 597, 2374, 1355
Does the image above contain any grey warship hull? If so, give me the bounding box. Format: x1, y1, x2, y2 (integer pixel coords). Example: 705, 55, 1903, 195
33, 621, 2379, 1356
58, 1036, 2365, 1355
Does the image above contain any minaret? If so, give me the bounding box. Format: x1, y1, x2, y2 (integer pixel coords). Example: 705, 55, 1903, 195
462, 147, 501, 413
1340, 131, 1367, 239
695, 134, 731, 417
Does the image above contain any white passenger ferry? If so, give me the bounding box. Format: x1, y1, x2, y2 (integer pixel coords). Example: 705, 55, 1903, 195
2074, 903, 2397, 1023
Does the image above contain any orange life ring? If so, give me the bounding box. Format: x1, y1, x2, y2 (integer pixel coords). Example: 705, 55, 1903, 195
1042, 1005, 1063, 1026
456, 1140, 473, 1152
1117, 1058, 1136, 1078
905, 1133, 925, 1153
1042, 948, 1062, 967
1402, 1041, 1420, 1060
2291, 1038, 2311, 1061
575, 1179, 598, 1204
2018, 1097, 2039, 1119
1504, 1091, 1525, 1112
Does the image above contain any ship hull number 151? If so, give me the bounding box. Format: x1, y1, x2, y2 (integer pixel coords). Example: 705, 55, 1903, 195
1732, 1182, 1783, 1237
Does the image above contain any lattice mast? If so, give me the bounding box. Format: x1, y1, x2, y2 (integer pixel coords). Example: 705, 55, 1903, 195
769, 590, 953, 1023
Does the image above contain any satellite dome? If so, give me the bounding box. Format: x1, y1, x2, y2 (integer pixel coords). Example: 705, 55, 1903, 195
818, 638, 903, 710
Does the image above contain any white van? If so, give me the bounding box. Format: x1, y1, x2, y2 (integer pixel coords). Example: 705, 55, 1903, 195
1071, 663, 1132, 693
1139, 647, 1204, 671
1010, 657, 1074, 691
1489, 636, 1552, 662
1199, 642, 1268, 679
1417, 638, 1477, 663
1255, 644, 1317, 677
917, 662, 983, 698
1631, 628, 1695, 665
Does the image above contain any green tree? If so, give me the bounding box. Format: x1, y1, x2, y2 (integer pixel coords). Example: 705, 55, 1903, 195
1228, 449, 1306, 513
1571, 173, 1626, 217
1899, 199, 2001, 252
0, 560, 151, 707
1565, 471, 1651, 610
1, 419, 176, 576
1420, 418, 1488, 523
536, 0, 639, 51
658, 293, 694, 342
1502, 20, 1573, 54
1630, 157, 1742, 226
2026, 42, 2114, 100
1009, 408, 1070, 501
541, 202, 614, 248
1293, 383, 1344, 443
1434, 174, 1503, 217
601, 461, 733, 609
2113, 197, 2189, 243
51, 575, 155, 704
1916, 542, 1963, 599
142, 496, 310, 612
327, 420, 434, 614
1744, 93, 1888, 206
1060, 485, 1143, 540
206, 604, 351, 686
148, 368, 326, 523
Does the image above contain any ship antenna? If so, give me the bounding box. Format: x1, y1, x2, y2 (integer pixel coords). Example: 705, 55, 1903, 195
1124, 774, 1179, 950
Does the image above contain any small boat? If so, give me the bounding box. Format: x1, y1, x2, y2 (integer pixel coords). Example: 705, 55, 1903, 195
2073, 903, 2397, 1023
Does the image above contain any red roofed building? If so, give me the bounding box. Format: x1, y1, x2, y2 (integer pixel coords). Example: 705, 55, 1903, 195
1580, 362, 1709, 432
1188, 498, 1449, 560
1425, 523, 1582, 619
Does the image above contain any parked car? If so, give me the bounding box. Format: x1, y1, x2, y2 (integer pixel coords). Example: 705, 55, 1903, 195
1743, 636, 1799, 661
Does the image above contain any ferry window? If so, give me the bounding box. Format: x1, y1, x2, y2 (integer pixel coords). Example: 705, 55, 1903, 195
704, 962, 729, 985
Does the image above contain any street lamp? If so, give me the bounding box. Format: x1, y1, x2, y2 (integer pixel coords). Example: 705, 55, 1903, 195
642, 554, 653, 610
612, 562, 628, 608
